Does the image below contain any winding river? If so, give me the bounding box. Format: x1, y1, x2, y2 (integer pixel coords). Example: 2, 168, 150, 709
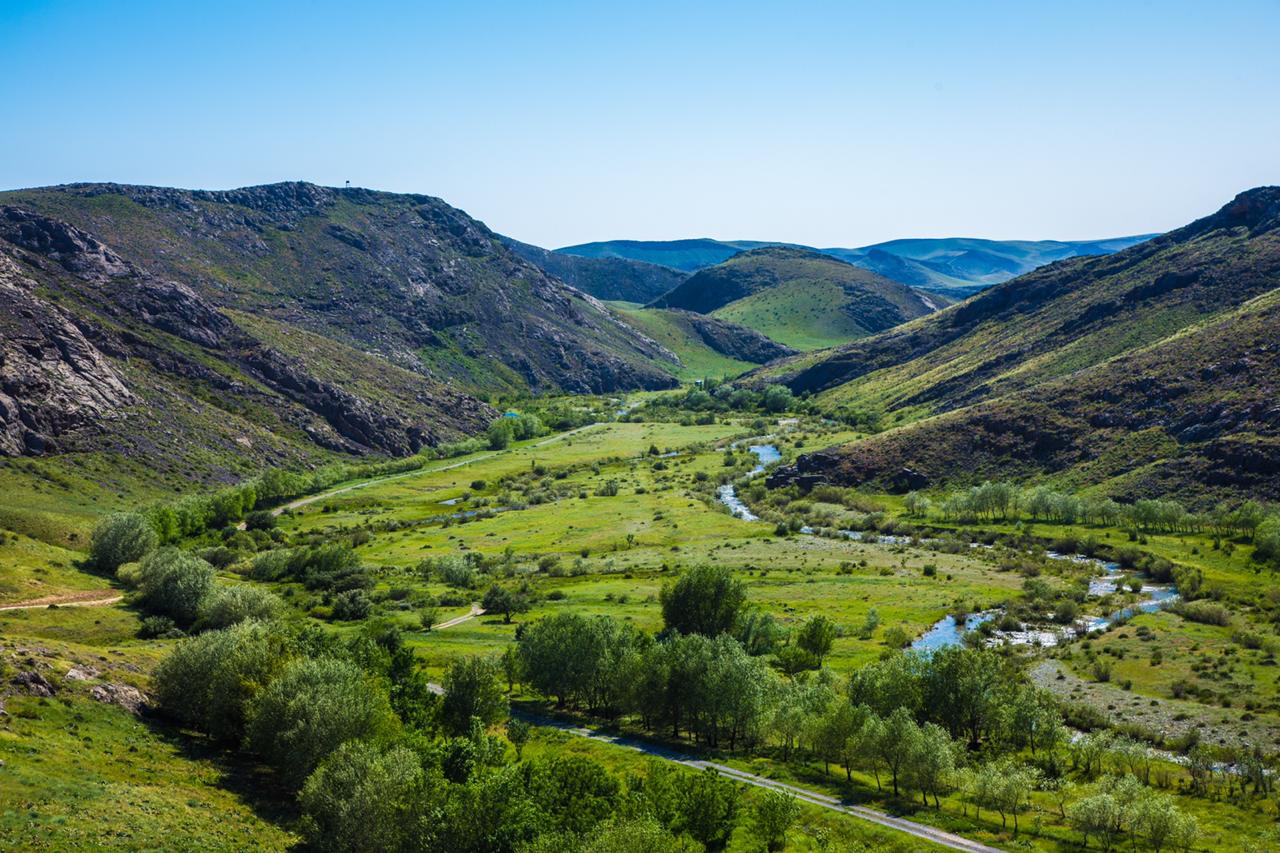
716, 444, 1180, 651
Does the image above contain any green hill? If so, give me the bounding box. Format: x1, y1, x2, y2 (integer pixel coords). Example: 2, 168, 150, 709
649, 247, 936, 351
766, 186, 1280, 504
609, 303, 797, 380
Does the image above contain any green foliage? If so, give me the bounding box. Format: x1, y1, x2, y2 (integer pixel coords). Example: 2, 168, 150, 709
90, 512, 158, 571
245, 656, 399, 789
440, 655, 508, 735
331, 589, 373, 621
154, 620, 293, 742
795, 614, 837, 664
752, 789, 800, 851
196, 583, 282, 630
524, 755, 621, 836
659, 564, 747, 637
298, 740, 428, 853
137, 547, 216, 625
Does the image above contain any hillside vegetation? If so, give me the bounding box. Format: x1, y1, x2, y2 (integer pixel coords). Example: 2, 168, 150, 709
650, 247, 936, 351
765, 187, 1280, 504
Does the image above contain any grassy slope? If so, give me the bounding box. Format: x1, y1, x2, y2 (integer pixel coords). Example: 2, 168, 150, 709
608, 303, 755, 380
711, 279, 876, 351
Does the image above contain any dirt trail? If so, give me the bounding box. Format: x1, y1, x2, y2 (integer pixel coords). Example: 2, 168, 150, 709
433, 605, 485, 630
0, 591, 123, 611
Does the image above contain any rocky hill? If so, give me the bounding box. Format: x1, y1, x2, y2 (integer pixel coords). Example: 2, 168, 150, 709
766, 187, 1280, 504
0, 182, 682, 481
0, 183, 678, 397
500, 235, 686, 303
648, 247, 936, 351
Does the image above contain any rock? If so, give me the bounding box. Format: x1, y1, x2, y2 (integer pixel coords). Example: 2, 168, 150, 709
64, 666, 98, 682
0, 254, 134, 456
10, 670, 56, 697
90, 683, 148, 716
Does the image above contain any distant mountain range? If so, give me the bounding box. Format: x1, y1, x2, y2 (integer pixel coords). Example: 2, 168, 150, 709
762, 187, 1280, 506
553, 234, 1157, 300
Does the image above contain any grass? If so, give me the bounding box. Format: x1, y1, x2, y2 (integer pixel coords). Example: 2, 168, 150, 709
607, 303, 756, 380
713, 279, 874, 351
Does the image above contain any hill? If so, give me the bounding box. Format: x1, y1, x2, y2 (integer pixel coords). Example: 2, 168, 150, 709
648, 247, 936, 351
0, 183, 682, 490
765, 187, 1280, 504
0, 183, 679, 398
557, 235, 1154, 296
607, 304, 797, 380
499, 234, 686, 303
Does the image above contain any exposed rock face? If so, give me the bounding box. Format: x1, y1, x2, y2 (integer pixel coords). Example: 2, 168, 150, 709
669, 310, 798, 364
10, 670, 56, 697
0, 253, 133, 455
90, 682, 148, 716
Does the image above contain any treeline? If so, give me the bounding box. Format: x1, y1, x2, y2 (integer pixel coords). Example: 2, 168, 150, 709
908, 483, 1280, 559
152, 617, 805, 852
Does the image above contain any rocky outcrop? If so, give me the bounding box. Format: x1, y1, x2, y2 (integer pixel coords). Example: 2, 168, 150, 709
0, 254, 133, 455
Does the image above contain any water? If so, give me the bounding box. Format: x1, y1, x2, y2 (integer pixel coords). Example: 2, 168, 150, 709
717, 444, 781, 521
714, 454, 1181, 651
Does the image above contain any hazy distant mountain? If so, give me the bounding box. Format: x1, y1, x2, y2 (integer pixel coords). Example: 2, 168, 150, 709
557, 234, 1156, 298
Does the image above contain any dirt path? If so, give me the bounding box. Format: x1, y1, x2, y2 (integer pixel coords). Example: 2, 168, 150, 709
418, 690, 1000, 852
238, 423, 605, 529
0, 591, 123, 612
433, 605, 485, 630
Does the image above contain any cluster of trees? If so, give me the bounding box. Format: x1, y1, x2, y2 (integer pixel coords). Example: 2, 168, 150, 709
486, 412, 547, 450
915, 483, 1274, 541
639, 379, 801, 419
90, 514, 281, 636
152, 616, 799, 851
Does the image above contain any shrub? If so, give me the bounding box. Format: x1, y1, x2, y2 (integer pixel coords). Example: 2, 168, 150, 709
1172, 601, 1231, 626
298, 741, 424, 853
197, 584, 282, 630
154, 620, 293, 742
331, 589, 372, 621
245, 656, 399, 789
90, 512, 158, 572
137, 548, 216, 624
138, 614, 182, 639
660, 565, 747, 637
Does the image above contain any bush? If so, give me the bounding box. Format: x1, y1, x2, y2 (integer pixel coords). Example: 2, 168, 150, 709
660, 565, 747, 637
137, 548, 216, 624
298, 741, 425, 853
138, 614, 182, 639
197, 584, 281, 630
90, 512, 158, 572
244, 510, 278, 531
245, 656, 399, 789
1173, 601, 1231, 626
331, 589, 372, 621
154, 620, 293, 742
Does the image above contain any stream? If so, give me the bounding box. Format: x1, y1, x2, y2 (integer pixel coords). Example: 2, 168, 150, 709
715, 446, 1180, 651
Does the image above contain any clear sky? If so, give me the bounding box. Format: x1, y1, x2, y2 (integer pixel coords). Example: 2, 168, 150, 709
2, 1, 1278, 248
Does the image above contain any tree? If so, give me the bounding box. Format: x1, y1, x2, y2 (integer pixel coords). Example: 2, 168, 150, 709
330, 589, 372, 621
137, 547, 215, 624
921, 646, 1005, 747
1135, 792, 1191, 853
761, 384, 795, 413
506, 717, 531, 761
677, 768, 740, 850
753, 789, 800, 851
487, 418, 514, 450
795, 615, 837, 665
876, 707, 922, 798
244, 656, 399, 789
1070, 792, 1125, 851
907, 722, 957, 808
482, 583, 529, 624
440, 655, 508, 735
525, 755, 621, 836
153, 619, 292, 742
91, 512, 158, 572
298, 740, 427, 853
196, 584, 281, 630
660, 564, 747, 637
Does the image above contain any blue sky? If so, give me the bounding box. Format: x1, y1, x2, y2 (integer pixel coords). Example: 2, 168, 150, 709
2, 1, 1278, 247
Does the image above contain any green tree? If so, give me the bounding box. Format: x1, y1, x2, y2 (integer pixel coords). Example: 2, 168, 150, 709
487, 418, 514, 450
506, 717, 531, 761
91, 512, 158, 572
660, 564, 747, 637
137, 547, 215, 624
678, 768, 740, 850
153, 619, 292, 742
795, 615, 837, 665
195, 584, 281, 630
525, 755, 621, 836
482, 583, 529, 624
877, 707, 922, 798
907, 722, 957, 808
761, 384, 794, 413
752, 789, 800, 851
298, 740, 428, 853
245, 656, 399, 789
441, 655, 508, 735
